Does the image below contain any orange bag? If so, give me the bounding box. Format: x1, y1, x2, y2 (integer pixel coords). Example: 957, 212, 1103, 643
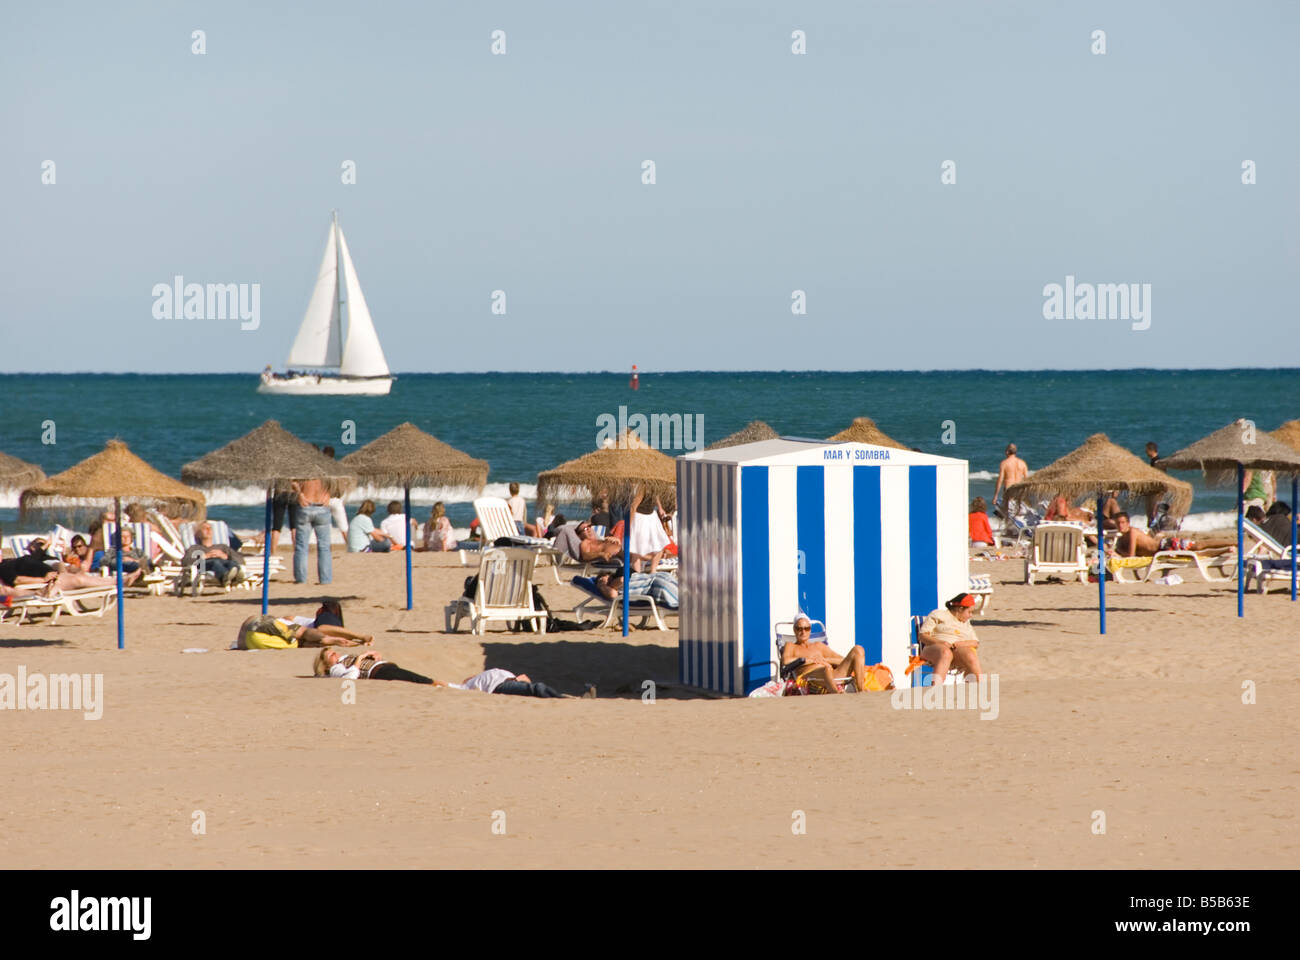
863, 663, 895, 691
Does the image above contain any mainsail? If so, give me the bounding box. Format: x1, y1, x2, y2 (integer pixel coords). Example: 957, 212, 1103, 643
286, 221, 342, 368
337, 228, 391, 378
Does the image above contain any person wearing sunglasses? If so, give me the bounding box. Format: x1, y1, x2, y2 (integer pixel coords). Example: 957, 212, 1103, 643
780, 614, 868, 693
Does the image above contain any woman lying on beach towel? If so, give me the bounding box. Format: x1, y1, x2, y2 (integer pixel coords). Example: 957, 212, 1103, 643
234, 614, 373, 650
313, 648, 439, 685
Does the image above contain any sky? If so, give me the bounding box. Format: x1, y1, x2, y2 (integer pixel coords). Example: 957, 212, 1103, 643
3, 0, 1297, 373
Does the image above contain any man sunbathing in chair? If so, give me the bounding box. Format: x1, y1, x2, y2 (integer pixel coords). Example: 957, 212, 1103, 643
1112, 512, 1233, 558
574, 520, 623, 563
781, 614, 868, 694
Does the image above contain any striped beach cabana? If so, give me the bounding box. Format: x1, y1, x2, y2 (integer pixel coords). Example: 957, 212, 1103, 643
676, 438, 969, 695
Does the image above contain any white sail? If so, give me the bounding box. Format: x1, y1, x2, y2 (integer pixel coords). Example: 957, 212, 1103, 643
286, 221, 342, 368
336, 227, 391, 377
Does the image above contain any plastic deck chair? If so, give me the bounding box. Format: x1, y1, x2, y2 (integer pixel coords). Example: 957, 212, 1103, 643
771, 619, 855, 695
908, 615, 966, 687
445, 547, 547, 635
1024, 522, 1089, 585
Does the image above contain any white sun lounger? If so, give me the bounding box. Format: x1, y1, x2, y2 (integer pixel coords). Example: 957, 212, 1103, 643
967, 575, 993, 614
444, 547, 547, 635
1024, 522, 1089, 585
570, 575, 676, 631
467, 496, 565, 582
2, 586, 120, 624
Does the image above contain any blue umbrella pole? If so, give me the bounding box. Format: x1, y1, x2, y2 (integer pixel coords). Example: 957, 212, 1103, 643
622, 506, 631, 637
1097, 489, 1106, 635
1237, 464, 1245, 618
114, 497, 125, 650
1292, 476, 1297, 603
404, 485, 413, 610
261, 491, 272, 615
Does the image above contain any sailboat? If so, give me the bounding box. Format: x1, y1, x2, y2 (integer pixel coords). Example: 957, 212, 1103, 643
258, 212, 395, 396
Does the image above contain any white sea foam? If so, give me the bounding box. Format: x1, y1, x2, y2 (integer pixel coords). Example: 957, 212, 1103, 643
1175, 511, 1240, 533
156, 482, 539, 507
968, 470, 997, 481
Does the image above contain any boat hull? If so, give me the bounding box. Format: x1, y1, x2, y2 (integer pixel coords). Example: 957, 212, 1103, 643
257, 373, 394, 396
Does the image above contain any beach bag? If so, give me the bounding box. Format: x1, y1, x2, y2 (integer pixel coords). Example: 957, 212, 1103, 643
509, 585, 552, 633
862, 663, 895, 692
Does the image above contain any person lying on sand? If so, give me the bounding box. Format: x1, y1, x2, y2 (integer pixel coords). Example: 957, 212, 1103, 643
235, 614, 373, 650
917, 593, 984, 683
314, 648, 440, 685
449, 668, 571, 698
780, 613, 868, 693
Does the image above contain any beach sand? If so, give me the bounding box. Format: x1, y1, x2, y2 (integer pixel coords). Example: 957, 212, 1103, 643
3, 545, 1297, 869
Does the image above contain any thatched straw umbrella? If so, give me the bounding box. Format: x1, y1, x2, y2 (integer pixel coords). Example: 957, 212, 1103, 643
537, 434, 677, 637
1271, 420, 1300, 455
20, 440, 207, 650
827, 417, 908, 449
707, 421, 779, 451
342, 423, 489, 610
182, 421, 357, 614
0, 451, 44, 491
1006, 433, 1195, 634
1158, 419, 1300, 618
536, 437, 677, 513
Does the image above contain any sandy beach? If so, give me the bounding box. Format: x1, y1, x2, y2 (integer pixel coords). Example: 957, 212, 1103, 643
3, 542, 1296, 870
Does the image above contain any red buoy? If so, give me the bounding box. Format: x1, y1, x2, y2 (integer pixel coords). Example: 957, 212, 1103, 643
630, 364, 639, 390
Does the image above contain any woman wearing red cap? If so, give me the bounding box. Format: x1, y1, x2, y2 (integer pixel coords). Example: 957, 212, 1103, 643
917, 593, 984, 684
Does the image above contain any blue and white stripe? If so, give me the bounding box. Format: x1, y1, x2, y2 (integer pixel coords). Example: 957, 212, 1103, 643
678, 444, 968, 695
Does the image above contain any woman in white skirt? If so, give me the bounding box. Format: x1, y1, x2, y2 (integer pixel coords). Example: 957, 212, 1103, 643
624, 485, 671, 572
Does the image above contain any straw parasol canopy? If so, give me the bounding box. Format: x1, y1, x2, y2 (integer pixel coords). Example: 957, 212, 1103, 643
181, 420, 356, 496
19, 439, 206, 520
0, 451, 44, 491
827, 417, 908, 449
1157, 419, 1300, 485
1006, 433, 1195, 515
537, 432, 677, 511
707, 420, 779, 450
341, 422, 489, 491
1270, 420, 1300, 456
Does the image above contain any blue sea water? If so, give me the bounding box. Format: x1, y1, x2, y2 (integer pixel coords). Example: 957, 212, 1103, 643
0, 370, 1295, 534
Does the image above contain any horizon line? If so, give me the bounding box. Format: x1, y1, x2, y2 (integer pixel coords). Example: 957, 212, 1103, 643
2, 365, 1300, 376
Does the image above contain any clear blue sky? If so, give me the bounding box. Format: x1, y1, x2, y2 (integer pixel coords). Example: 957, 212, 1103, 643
4, 0, 1296, 373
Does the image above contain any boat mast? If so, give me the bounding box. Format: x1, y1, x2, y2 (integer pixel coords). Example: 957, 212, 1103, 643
333, 210, 346, 369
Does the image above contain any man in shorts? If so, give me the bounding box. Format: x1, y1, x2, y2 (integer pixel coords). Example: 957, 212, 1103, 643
993, 443, 1029, 519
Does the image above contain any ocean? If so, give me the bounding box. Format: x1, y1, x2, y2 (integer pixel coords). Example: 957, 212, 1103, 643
1, 369, 1295, 535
